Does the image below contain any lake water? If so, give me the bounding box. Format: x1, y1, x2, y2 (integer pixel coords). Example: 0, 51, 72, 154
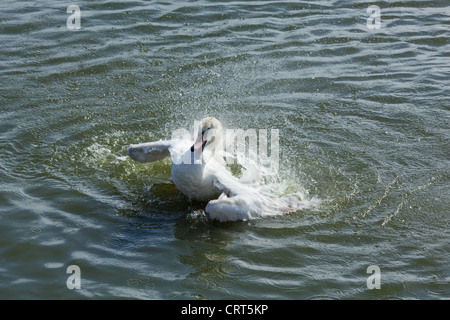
0, 0, 448, 299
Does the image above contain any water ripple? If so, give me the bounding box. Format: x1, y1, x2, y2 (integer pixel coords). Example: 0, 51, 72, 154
0, 0, 448, 299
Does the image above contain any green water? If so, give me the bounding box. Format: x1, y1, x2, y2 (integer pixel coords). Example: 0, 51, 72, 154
0, 0, 448, 299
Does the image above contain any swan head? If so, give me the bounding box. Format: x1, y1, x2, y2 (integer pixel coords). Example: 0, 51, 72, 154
191, 117, 223, 158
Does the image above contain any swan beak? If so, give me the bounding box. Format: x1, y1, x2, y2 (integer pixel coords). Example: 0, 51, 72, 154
191, 127, 211, 152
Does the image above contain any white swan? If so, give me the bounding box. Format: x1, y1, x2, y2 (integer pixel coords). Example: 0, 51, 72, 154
127, 117, 300, 222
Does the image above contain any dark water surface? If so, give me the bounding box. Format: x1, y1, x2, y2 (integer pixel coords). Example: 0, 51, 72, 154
0, 0, 449, 299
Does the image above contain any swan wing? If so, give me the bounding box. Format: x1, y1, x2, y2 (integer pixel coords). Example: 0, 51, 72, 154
127, 140, 173, 163
206, 167, 297, 222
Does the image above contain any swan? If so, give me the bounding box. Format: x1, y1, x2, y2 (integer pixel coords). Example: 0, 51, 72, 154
127, 117, 300, 222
